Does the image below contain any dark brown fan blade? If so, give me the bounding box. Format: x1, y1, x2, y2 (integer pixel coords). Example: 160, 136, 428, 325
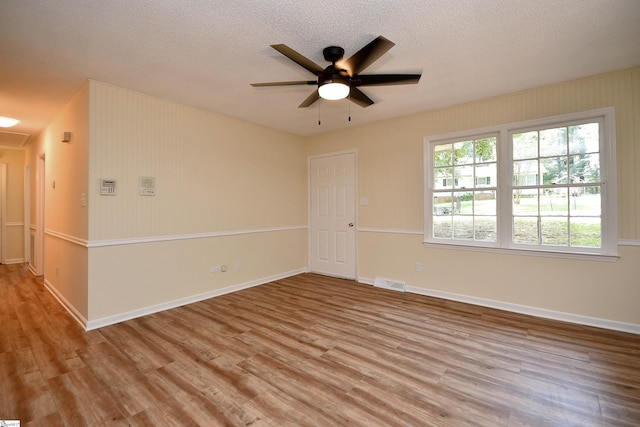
251, 81, 317, 87
348, 88, 374, 108
352, 74, 421, 87
341, 36, 395, 76
271, 44, 324, 75
298, 90, 320, 108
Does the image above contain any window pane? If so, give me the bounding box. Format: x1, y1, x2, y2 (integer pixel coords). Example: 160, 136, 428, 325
513, 189, 538, 215
541, 156, 568, 184
434, 168, 453, 189
513, 217, 538, 244
540, 187, 568, 216
454, 141, 474, 165
455, 165, 473, 189
540, 127, 567, 157
475, 191, 496, 215
541, 218, 568, 246
455, 191, 471, 214
475, 137, 497, 163
513, 131, 538, 160
513, 160, 538, 185
569, 123, 599, 154
434, 144, 453, 167
433, 215, 452, 238
433, 193, 453, 215
569, 153, 600, 183
475, 217, 496, 242
453, 216, 473, 240
475, 163, 495, 187
570, 186, 601, 216
570, 218, 601, 247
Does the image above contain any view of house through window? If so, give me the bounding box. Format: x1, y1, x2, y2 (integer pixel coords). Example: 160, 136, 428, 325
511, 122, 602, 248
432, 136, 498, 242
425, 108, 616, 257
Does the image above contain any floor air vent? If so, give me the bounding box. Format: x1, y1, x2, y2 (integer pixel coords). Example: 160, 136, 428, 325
373, 278, 406, 292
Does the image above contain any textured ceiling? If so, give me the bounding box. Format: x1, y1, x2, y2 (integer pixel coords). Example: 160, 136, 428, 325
1, 0, 640, 145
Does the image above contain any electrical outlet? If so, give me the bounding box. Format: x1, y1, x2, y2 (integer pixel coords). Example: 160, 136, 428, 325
415, 262, 423, 272
220, 264, 228, 272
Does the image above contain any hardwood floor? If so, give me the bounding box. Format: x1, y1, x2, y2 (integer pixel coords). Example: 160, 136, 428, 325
1, 264, 639, 426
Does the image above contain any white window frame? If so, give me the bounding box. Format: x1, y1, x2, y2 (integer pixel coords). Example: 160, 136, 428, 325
424, 107, 618, 261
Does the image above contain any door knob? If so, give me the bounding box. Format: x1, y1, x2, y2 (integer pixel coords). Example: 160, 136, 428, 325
348, 222, 354, 227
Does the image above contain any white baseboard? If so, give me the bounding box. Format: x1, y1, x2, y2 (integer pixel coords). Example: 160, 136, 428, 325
45, 268, 639, 335
4, 258, 25, 264
43, 278, 89, 330
358, 277, 640, 335
85, 268, 308, 331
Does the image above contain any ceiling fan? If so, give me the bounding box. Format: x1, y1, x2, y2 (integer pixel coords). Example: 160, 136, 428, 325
251, 35, 421, 108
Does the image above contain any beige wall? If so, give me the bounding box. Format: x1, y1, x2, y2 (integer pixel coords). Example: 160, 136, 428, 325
1, 148, 26, 263
26, 81, 90, 319
25, 69, 640, 331
86, 81, 308, 323
88, 229, 306, 321
306, 68, 640, 327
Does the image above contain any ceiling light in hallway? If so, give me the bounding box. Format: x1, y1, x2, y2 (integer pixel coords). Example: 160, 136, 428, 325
0, 117, 19, 127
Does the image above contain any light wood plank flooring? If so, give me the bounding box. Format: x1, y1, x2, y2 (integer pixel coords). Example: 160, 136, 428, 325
1, 263, 639, 426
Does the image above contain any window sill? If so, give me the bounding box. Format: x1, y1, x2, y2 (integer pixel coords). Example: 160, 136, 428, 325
422, 241, 619, 262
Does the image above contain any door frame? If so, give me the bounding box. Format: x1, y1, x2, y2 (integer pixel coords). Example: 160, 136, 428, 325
307, 149, 358, 280
0, 163, 6, 264
35, 152, 45, 276
24, 164, 31, 266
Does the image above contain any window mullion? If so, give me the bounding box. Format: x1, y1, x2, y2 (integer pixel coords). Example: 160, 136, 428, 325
498, 128, 512, 248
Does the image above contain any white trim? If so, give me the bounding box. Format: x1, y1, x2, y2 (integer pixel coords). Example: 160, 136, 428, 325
4, 258, 25, 264
358, 276, 640, 335
45, 229, 88, 247
0, 163, 6, 264
25, 165, 30, 266
423, 107, 618, 258
43, 278, 89, 329
42, 225, 307, 248
89, 225, 307, 247
360, 227, 632, 253
6, 222, 24, 227
358, 227, 423, 235
35, 153, 45, 276
85, 268, 307, 331
422, 241, 619, 262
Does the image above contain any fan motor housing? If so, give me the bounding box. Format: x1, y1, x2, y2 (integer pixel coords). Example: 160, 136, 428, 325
319, 66, 350, 87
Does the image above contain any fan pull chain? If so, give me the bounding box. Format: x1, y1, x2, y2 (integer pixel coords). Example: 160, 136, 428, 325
318, 99, 321, 126
348, 93, 351, 122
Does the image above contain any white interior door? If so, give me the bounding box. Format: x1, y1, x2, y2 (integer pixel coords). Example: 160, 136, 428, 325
309, 152, 356, 279
0, 163, 5, 264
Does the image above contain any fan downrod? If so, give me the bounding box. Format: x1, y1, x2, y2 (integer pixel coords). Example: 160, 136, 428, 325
323, 46, 345, 64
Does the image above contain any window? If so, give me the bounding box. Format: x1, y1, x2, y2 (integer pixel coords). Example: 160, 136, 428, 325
424, 108, 617, 258
432, 135, 498, 242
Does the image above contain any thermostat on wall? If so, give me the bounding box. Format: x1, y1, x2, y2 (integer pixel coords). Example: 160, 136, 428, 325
139, 176, 156, 196
100, 179, 117, 196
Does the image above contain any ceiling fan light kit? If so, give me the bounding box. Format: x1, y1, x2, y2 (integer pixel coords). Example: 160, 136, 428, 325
251, 35, 421, 109
318, 82, 350, 100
